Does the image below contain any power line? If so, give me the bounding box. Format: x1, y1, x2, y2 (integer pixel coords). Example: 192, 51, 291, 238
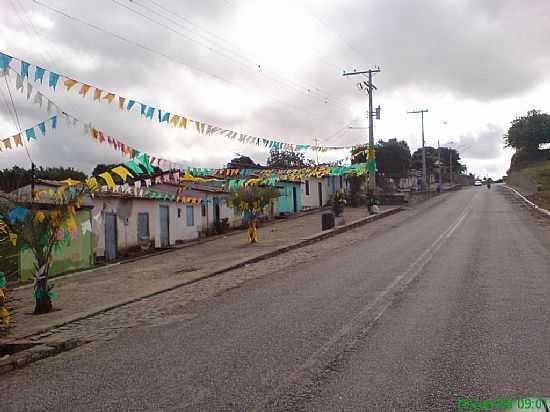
134, 0, 343, 106
3, 76, 34, 164
31, 0, 321, 118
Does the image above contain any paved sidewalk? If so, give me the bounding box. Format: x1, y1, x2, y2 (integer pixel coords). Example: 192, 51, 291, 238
2, 206, 392, 342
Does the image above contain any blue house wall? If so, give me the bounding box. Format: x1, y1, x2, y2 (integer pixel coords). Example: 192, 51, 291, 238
276, 181, 302, 215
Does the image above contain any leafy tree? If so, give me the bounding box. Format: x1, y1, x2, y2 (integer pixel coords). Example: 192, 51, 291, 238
225, 186, 279, 243
0, 166, 87, 193
505, 110, 550, 158
374, 139, 411, 180
0, 181, 89, 314
266, 149, 315, 168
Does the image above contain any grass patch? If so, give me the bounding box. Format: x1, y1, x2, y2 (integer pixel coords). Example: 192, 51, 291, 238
525, 160, 550, 191
528, 191, 550, 210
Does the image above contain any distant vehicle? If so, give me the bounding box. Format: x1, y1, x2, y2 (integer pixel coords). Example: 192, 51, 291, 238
474, 180, 482, 186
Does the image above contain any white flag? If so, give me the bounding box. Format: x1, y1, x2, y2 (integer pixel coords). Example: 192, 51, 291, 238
81, 220, 92, 234
33, 91, 43, 107
15, 75, 24, 92
26, 82, 33, 100
145, 179, 151, 187
46, 99, 55, 113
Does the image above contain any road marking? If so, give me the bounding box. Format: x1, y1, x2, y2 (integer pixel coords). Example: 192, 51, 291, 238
255, 200, 474, 411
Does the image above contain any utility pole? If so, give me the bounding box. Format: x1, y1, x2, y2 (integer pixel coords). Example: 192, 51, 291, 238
449, 149, 453, 185
343, 67, 381, 193
313, 137, 320, 165
407, 109, 429, 192
438, 140, 442, 191
31, 162, 36, 202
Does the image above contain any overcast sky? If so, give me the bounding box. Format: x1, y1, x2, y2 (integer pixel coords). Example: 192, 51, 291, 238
1, 0, 549, 178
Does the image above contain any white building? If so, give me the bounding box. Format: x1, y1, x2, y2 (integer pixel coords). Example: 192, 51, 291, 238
300, 176, 345, 210
91, 191, 202, 261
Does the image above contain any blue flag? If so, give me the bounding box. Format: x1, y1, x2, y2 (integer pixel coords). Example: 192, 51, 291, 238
127, 100, 135, 111
146, 107, 155, 119
25, 127, 36, 141
21, 61, 29, 79
161, 112, 170, 123
51, 115, 57, 129
48, 72, 60, 90
35, 67, 45, 83
0, 53, 12, 70
140, 103, 147, 116
37, 122, 46, 136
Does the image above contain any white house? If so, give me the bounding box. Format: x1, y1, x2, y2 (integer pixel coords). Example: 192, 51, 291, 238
300, 176, 345, 210
91, 190, 202, 261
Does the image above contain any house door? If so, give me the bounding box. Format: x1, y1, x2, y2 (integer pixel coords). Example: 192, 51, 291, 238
292, 187, 298, 213
137, 213, 149, 245
159, 205, 170, 248
318, 182, 323, 207
104, 213, 117, 261
213, 198, 220, 226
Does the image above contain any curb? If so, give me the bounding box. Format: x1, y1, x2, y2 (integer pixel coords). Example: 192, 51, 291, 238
503, 185, 550, 218
0, 338, 83, 376
5, 207, 403, 345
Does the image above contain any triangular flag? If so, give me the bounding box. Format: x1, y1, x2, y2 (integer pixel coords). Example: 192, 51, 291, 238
0, 52, 12, 70
21, 61, 29, 79
81, 220, 92, 235
14, 133, 22, 147
178, 117, 188, 128
98, 172, 116, 190
64, 79, 78, 90
103, 92, 115, 103
50, 115, 57, 129
111, 166, 134, 182
37, 122, 46, 136
3, 138, 12, 150
140, 103, 147, 116
48, 72, 60, 90
127, 100, 135, 111
46, 99, 56, 113
161, 112, 170, 123
34, 66, 45, 83
26, 82, 33, 100
118, 96, 126, 110
146, 107, 155, 119
16, 74, 24, 92
79, 84, 91, 97
25, 127, 36, 141
170, 114, 180, 127
33, 91, 43, 107
93, 88, 102, 101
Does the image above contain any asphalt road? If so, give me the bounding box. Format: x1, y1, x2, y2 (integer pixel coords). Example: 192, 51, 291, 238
3, 186, 550, 411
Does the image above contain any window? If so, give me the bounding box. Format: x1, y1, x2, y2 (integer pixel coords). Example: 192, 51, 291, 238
186, 205, 194, 226
137, 213, 149, 240
305, 180, 310, 195
201, 204, 206, 217
177, 208, 182, 218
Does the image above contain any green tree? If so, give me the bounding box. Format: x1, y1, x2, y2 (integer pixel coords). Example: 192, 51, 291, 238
266, 149, 315, 168
0, 166, 87, 193
374, 139, 411, 180
0, 182, 89, 314
505, 110, 550, 158
225, 186, 279, 243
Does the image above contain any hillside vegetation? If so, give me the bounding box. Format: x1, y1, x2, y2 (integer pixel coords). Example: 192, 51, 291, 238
524, 160, 550, 210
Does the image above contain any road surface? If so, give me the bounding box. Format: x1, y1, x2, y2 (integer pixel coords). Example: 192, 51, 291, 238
3, 186, 550, 411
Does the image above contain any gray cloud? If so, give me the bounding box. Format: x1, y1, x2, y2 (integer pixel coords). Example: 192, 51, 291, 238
0, 0, 548, 175
450, 123, 505, 160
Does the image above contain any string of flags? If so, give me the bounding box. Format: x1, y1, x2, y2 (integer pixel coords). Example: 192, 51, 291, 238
1, 51, 362, 153
0, 115, 57, 152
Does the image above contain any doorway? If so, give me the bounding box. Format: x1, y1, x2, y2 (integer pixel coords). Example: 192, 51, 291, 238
318, 182, 323, 207
159, 205, 170, 248
104, 213, 117, 261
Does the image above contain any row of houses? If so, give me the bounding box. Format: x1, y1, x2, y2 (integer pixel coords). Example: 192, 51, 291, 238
8, 174, 347, 281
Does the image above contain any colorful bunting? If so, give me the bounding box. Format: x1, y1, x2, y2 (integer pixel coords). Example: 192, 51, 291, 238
111, 166, 134, 182
48, 72, 60, 90
34, 66, 45, 83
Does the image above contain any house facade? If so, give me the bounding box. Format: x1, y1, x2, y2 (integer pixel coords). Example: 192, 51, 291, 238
275, 181, 302, 215
300, 176, 345, 210
91, 191, 202, 261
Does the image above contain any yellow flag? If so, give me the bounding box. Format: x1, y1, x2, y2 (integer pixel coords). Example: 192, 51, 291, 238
118, 97, 126, 110
85, 177, 99, 193
8, 232, 17, 246
3, 138, 12, 150
63, 178, 80, 187
79, 84, 91, 97
178, 117, 188, 129
103, 93, 116, 103
111, 166, 134, 182
14, 133, 23, 147
170, 114, 180, 127
35, 211, 46, 222
64, 79, 78, 90
99, 172, 116, 189
93, 88, 102, 101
